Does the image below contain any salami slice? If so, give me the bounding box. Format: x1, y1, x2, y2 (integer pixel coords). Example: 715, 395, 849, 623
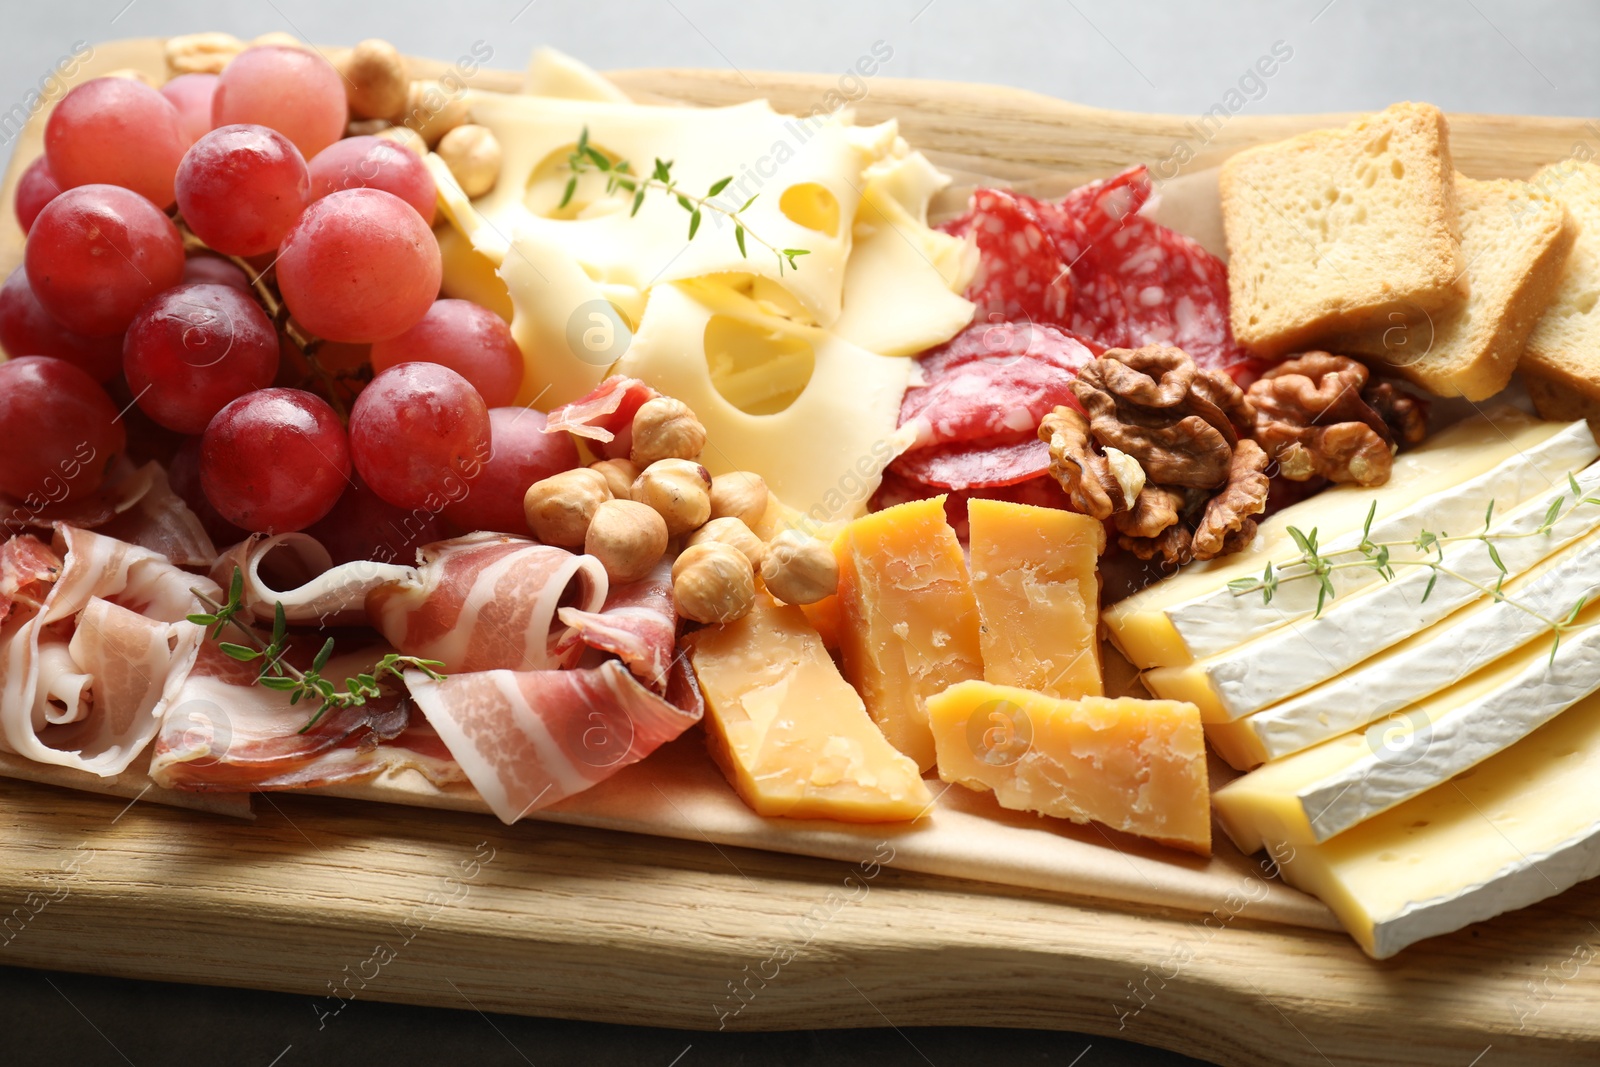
898, 321, 1096, 450
942, 188, 1075, 325
889, 436, 1050, 492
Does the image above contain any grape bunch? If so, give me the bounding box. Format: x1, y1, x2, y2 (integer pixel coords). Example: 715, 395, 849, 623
3, 44, 564, 549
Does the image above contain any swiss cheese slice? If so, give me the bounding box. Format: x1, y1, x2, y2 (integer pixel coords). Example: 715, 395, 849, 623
1207, 528, 1600, 769
1260, 688, 1600, 959
927, 680, 1211, 855
1146, 459, 1600, 721
686, 594, 931, 822
967, 499, 1104, 699
612, 281, 913, 519
523, 47, 631, 103
1104, 414, 1596, 668
449, 91, 862, 328
1215, 595, 1600, 851
834, 495, 984, 771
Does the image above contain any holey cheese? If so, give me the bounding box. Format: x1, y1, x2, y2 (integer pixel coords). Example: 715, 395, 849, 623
927, 681, 1211, 856
1207, 528, 1600, 769
1146, 458, 1600, 721
613, 281, 914, 520
1215, 594, 1600, 852
447, 91, 862, 326
834, 495, 984, 772
1104, 413, 1597, 668
1262, 689, 1600, 959
687, 595, 931, 822
967, 499, 1105, 699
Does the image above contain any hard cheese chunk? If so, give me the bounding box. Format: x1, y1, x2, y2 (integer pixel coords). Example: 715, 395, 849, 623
1104, 413, 1595, 668
967, 499, 1104, 699
927, 680, 1211, 855
686, 595, 931, 822
1265, 688, 1600, 959
835, 495, 984, 772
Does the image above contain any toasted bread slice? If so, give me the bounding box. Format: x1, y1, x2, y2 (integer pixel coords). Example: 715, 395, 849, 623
1220, 102, 1465, 358
1331, 174, 1574, 400
1524, 160, 1600, 413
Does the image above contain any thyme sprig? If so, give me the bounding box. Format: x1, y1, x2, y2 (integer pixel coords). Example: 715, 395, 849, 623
187, 568, 446, 734
1226, 475, 1600, 663
561, 126, 811, 273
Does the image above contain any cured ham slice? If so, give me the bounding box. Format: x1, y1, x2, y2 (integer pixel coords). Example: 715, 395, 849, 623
367, 533, 609, 673
406, 658, 703, 823
557, 557, 677, 687
1, 459, 216, 568
211, 532, 418, 627
0, 526, 206, 776
0, 535, 61, 627
150, 636, 465, 792
543, 375, 659, 460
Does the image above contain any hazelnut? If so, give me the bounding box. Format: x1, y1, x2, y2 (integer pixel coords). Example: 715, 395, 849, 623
437, 124, 502, 199
524, 468, 611, 547
632, 459, 712, 536
404, 80, 471, 147
672, 542, 756, 625
687, 517, 765, 568
590, 458, 640, 500
708, 471, 769, 526
341, 38, 408, 121
630, 396, 707, 466
165, 32, 244, 76
586, 499, 669, 583
760, 530, 839, 605
377, 124, 427, 157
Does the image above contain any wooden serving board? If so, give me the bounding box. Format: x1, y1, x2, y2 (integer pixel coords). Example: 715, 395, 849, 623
4, 38, 1600, 1067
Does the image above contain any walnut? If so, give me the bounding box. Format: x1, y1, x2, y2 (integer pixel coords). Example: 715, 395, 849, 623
1248, 352, 1397, 486
1114, 485, 1188, 539
1070, 345, 1255, 489
1120, 524, 1194, 567
1039, 406, 1124, 520
1363, 380, 1428, 446
1191, 439, 1270, 560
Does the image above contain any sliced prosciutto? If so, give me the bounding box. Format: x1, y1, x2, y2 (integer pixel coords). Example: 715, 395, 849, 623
406, 658, 702, 823
0, 534, 61, 627
210, 532, 418, 627
0, 526, 206, 776
1, 458, 216, 567
367, 533, 609, 673
542, 375, 658, 460
557, 557, 677, 687
150, 636, 464, 792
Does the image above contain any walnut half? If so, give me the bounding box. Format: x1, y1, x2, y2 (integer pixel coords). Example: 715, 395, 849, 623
1247, 352, 1409, 487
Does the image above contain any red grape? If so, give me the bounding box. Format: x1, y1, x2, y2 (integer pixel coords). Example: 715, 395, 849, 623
14, 157, 61, 234
183, 255, 252, 290
25, 185, 185, 337
370, 299, 524, 407
200, 387, 350, 533
0, 268, 122, 382
212, 46, 347, 160
277, 188, 441, 343
176, 124, 311, 257
167, 435, 247, 546
44, 77, 188, 207
443, 407, 580, 534
349, 363, 490, 510
160, 73, 218, 145
306, 472, 449, 565
308, 136, 436, 223
123, 283, 281, 433
0, 357, 125, 501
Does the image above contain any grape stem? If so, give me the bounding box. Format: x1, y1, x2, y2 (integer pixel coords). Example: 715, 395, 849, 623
174, 222, 347, 420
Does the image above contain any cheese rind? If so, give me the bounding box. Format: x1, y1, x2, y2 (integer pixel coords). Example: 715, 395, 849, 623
1208, 529, 1600, 768
1257, 689, 1600, 959
834, 496, 984, 771
927, 680, 1211, 855
1104, 414, 1596, 667
1215, 597, 1600, 850
686, 595, 931, 822
1146, 461, 1600, 721
967, 499, 1104, 699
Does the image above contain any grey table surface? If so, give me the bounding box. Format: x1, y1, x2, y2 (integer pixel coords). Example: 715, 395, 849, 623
5, 2, 1595, 1065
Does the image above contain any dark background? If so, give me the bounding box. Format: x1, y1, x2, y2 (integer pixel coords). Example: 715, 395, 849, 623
8, 1, 1591, 1063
